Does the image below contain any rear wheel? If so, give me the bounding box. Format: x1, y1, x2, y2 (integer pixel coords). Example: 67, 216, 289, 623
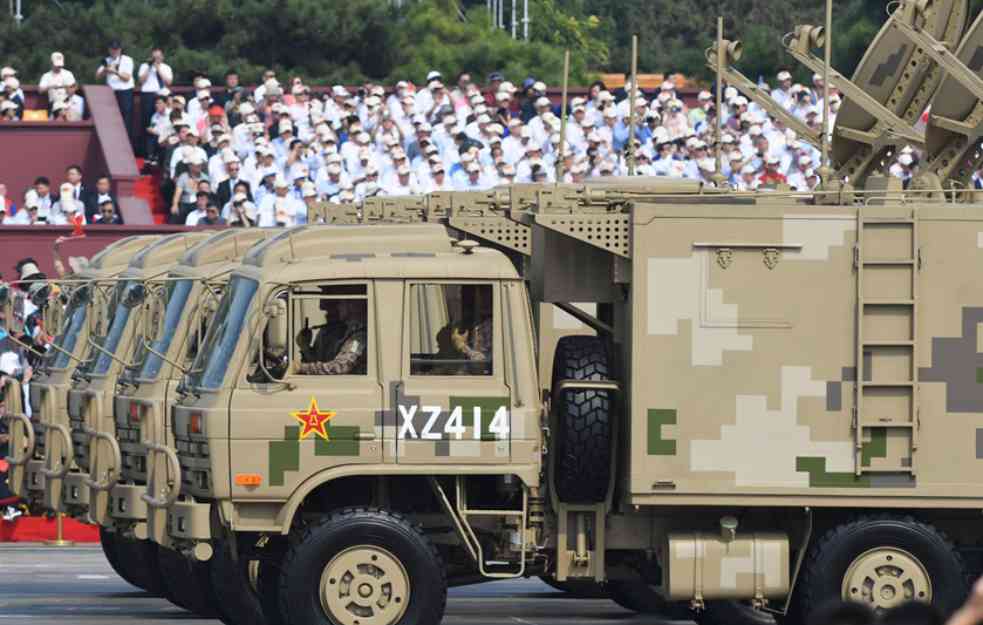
793, 515, 967, 622
113, 535, 166, 595
538, 576, 609, 598
607, 580, 691, 618
551, 336, 613, 504
279, 507, 446, 625
211, 539, 267, 625
157, 546, 219, 617
698, 601, 775, 625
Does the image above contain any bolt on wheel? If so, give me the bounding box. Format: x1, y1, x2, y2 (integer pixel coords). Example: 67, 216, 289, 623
841, 547, 932, 610
319, 545, 410, 625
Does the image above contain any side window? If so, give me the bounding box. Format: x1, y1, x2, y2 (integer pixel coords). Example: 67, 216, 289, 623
409, 283, 493, 376
291, 284, 368, 376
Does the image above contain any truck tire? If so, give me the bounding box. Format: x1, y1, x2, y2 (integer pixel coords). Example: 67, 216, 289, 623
210, 540, 266, 625
606, 580, 692, 618
157, 546, 219, 617
99, 528, 143, 590
257, 559, 285, 625
551, 336, 613, 504
697, 601, 775, 625
114, 536, 166, 596
793, 515, 967, 622
279, 507, 447, 625
539, 576, 609, 598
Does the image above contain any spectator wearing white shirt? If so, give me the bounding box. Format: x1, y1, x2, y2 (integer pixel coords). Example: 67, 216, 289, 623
184, 191, 211, 226
64, 81, 85, 121
96, 40, 136, 144
38, 52, 76, 109
137, 48, 173, 157
257, 175, 301, 227
50, 182, 86, 225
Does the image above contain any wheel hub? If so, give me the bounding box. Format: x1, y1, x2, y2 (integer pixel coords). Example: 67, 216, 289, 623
319, 545, 410, 625
842, 547, 931, 610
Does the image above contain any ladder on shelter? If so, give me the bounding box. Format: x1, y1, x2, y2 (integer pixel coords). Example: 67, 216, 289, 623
853, 207, 919, 476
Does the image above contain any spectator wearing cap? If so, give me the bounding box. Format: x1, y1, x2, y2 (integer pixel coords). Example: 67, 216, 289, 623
2, 75, 24, 118
39, 52, 75, 108
257, 175, 300, 227
12, 192, 43, 225
758, 155, 788, 187
315, 156, 348, 199
136, 47, 173, 156
414, 70, 443, 116
771, 71, 793, 109
96, 40, 135, 142
93, 196, 123, 224
253, 69, 278, 104
170, 152, 208, 224
224, 188, 256, 227
382, 162, 419, 196
1, 66, 22, 99
298, 181, 319, 222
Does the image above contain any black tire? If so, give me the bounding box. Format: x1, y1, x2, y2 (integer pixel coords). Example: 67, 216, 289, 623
698, 601, 775, 625
793, 515, 967, 622
211, 540, 267, 625
157, 546, 219, 617
113, 536, 166, 596
279, 507, 447, 625
551, 336, 613, 504
538, 576, 609, 598
99, 528, 141, 589
257, 558, 285, 625
607, 580, 691, 618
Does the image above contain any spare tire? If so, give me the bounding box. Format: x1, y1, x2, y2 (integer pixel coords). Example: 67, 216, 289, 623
551, 336, 614, 504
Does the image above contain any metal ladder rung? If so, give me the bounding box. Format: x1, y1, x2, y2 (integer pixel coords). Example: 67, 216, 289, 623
862, 218, 915, 224
862, 259, 915, 266
861, 381, 915, 388
859, 421, 915, 428
863, 340, 914, 347
863, 299, 914, 305
858, 466, 915, 474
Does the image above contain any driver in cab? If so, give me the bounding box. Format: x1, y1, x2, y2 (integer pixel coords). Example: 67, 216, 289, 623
294, 298, 367, 375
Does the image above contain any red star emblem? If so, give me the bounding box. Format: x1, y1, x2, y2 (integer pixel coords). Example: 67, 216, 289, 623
291, 397, 335, 441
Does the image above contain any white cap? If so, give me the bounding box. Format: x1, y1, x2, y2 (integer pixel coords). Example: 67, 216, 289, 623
0, 66, 16, 78
777, 70, 792, 81
766, 154, 781, 165
301, 181, 317, 197
533, 81, 546, 92
274, 174, 289, 188
426, 70, 442, 82
535, 96, 551, 108
397, 164, 411, 176
51, 52, 65, 67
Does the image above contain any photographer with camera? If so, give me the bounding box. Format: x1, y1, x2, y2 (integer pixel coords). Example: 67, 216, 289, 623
136, 47, 172, 157
96, 40, 135, 145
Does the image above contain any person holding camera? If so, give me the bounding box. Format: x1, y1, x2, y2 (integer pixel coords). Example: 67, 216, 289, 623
96, 40, 135, 144
137, 47, 172, 157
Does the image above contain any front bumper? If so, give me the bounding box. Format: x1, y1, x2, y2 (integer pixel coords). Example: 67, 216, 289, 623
63, 471, 90, 507
110, 483, 149, 521
25, 460, 45, 492
169, 499, 212, 542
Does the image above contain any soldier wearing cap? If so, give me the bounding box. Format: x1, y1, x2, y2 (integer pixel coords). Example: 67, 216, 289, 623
295, 296, 367, 376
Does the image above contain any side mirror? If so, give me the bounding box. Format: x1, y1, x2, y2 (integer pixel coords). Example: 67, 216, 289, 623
122, 283, 147, 309
264, 298, 288, 356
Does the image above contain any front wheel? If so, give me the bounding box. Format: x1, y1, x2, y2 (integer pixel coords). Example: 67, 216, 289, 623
279, 507, 447, 625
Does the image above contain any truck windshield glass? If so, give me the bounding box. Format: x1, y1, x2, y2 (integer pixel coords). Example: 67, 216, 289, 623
137, 279, 194, 382
76, 281, 129, 376
50, 287, 89, 370
92, 282, 142, 376
188, 276, 258, 391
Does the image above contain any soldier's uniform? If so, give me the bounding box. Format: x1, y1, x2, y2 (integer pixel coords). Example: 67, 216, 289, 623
298, 320, 347, 363
459, 317, 492, 362
298, 321, 367, 375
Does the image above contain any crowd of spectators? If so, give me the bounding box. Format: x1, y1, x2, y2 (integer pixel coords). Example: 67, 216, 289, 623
4, 43, 940, 228
0, 166, 123, 225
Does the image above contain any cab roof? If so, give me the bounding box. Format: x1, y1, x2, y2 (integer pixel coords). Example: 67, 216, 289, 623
127, 231, 212, 271
241, 225, 518, 282
178, 228, 279, 268
86, 235, 161, 271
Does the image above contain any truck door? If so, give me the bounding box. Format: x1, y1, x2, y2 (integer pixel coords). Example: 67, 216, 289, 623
228, 281, 384, 500
396, 281, 511, 464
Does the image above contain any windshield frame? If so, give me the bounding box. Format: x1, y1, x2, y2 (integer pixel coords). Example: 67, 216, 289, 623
48, 286, 90, 371
185, 275, 260, 392
88, 280, 143, 378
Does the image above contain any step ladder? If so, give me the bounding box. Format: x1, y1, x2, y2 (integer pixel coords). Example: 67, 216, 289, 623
853, 207, 919, 476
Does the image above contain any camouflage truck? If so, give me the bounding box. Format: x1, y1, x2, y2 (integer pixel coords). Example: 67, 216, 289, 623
109, 228, 276, 620
59, 232, 210, 596
2, 236, 159, 508
142, 171, 983, 625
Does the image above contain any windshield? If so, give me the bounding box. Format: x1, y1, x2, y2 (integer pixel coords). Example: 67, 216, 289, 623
187, 276, 258, 391
76, 281, 129, 376
137, 279, 194, 382
92, 282, 142, 376
50, 288, 89, 370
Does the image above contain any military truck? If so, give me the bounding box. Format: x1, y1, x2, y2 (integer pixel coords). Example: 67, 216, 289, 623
110, 228, 276, 620
2, 236, 159, 507
58, 232, 210, 597
137, 163, 983, 625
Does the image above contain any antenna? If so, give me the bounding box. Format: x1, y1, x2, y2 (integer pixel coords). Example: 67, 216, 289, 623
556, 49, 571, 183
711, 17, 728, 189
819, 0, 833, 182
627, 35, 639, 176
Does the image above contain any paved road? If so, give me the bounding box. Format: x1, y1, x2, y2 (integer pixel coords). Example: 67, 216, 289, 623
0, 544, 691, 625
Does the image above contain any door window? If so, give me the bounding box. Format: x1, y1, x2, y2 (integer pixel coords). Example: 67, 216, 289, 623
408, 283, 493, 376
